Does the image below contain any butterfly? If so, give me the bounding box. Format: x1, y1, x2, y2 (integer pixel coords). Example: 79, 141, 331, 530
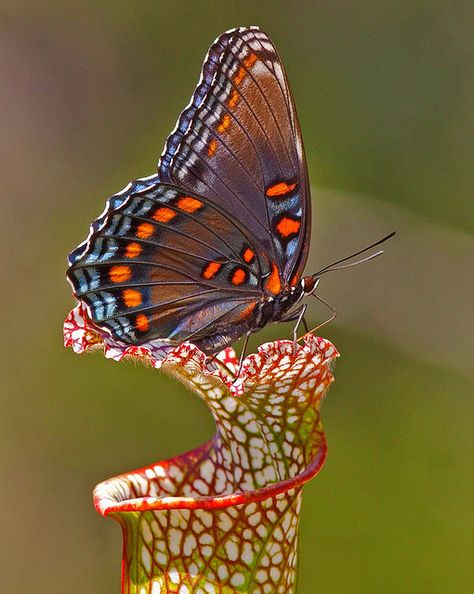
67, 26, 392, 360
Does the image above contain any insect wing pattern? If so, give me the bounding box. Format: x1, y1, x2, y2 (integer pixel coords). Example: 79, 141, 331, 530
159, 26, 311, 284
67, 27, 311, 354
68, 182, 264, 349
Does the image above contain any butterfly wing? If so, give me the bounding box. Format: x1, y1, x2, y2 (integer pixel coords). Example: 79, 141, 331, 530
159, 27, 311, 286
67, 178, 264, 353
67, 28, 311, 354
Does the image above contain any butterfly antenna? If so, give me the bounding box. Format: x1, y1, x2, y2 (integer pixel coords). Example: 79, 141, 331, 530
313, 231, 396, 278
234, 331, 251, 382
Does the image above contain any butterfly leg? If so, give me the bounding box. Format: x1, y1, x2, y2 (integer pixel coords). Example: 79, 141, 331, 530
303, 316, 309, 334
279, 304, 307, 353
234, 330, 252, 381
292, 303, 307, 347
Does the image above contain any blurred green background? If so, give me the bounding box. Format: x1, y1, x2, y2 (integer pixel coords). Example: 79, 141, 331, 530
1, 2, 473, 593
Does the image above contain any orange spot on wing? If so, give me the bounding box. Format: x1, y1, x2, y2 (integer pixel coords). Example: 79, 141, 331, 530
135, 313, 149, 332
125, 242, 142, 258
217, 114, 231, 134
203, 261, 222, 280
234, 66, 246, 86
265, 181, 298, 197
290, 272, 301, 287
265, 262, 281, 295
231, 268, 247, 286
242, 247, 255, 263
153, 207, 176, 223
240, 302, 256, 320
276, 217, 301, 238
243, 52, 258, 68
207, 139, 217, 157
136, 222, 154, 239
123, 289, 142, 307
177, 196, 203, 213
109, 265, 131, 283
227, 89, 239, 109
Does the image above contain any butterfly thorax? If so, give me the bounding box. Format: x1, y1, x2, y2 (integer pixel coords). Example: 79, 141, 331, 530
254, 283, 305, 330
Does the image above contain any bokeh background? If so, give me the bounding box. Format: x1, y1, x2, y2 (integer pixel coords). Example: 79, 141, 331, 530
1, 2, 473, 593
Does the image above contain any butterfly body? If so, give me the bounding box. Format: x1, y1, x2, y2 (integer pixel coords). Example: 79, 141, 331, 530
67, 27, 315, 356
194, 282, 307, 355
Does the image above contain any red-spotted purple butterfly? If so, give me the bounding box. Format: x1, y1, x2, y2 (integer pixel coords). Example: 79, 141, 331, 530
67, 27, 392, 358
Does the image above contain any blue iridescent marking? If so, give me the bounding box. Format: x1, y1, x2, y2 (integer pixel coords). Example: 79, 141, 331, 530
158, 30, 237, 180
67, 174, 159, 266
84, 238, 118, 263
109, 317, 134, 339
73, 267, 100, 294
123, 198, 154, 217
90, 291, 117, 320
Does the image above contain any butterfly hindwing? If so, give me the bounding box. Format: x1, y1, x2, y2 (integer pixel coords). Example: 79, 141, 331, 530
67, 181, 263, 347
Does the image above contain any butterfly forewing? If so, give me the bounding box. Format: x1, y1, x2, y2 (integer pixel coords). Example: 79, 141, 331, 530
158, 27, 311, 283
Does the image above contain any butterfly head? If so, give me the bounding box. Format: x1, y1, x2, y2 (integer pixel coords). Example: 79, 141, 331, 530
301, 275, 320, 295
